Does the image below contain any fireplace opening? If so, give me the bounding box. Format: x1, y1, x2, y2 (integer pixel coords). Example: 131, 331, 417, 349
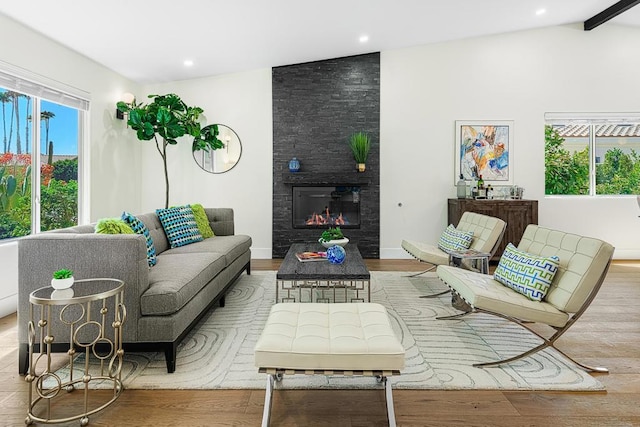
292, 186, 361, 229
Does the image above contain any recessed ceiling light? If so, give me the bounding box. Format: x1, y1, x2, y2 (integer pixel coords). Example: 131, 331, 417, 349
184, 60, 194, 67
359, 35, 369, 43
536, 9, 546, 16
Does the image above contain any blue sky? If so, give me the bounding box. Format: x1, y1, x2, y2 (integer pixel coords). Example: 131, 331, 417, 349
1, 89, 78, 156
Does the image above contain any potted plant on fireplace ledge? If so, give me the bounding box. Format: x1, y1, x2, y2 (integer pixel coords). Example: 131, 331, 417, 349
348, 131, 371, 172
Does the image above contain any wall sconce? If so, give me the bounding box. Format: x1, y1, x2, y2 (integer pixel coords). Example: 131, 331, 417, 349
116, 92, 135, 120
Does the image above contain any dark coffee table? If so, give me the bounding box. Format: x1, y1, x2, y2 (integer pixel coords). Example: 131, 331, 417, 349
276, 243, 370, 303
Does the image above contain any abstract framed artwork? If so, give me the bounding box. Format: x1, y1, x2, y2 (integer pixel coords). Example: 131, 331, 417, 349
454, 120, 514, 185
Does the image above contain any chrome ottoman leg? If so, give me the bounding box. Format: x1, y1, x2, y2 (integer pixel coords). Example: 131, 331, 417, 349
261, 374, 275, 427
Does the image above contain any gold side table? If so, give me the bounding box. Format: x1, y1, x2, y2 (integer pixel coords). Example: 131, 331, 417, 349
25, 278, 126, 426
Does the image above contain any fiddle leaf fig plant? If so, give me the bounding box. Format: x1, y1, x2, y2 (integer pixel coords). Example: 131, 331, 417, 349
117, 93, 224, 208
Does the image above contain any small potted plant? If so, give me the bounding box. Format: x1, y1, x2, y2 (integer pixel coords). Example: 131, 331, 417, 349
348, 131, 371, 172
51, 269, 74, 289
319, 227, 349, 248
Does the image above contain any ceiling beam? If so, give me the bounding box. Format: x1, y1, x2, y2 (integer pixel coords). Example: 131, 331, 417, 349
584, 0, 640, 30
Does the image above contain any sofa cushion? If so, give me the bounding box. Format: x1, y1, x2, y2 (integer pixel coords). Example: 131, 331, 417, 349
494, 243, 560, 301
142, 252, 227, 316
156, 205, 204, 248
438, 224, 473, 252
163, 235, 252, 266
122, 211, 157, 267
191, 203, 214, 238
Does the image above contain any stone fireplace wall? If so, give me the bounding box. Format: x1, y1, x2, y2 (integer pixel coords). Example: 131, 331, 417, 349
272, 53, 380, 258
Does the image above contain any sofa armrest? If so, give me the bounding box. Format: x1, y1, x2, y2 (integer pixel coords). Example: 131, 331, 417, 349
18, 233, 149, 344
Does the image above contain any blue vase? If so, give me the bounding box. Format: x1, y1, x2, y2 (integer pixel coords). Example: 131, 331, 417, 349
326, 245, 346, 264
288, 157, 300, 172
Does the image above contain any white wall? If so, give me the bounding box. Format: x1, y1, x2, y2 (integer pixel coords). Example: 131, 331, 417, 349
0, 13, 143, 220
143, 23, 640, 260
140, 69, 274, 258
0, 14, 142, 316
380, 23, 640, 259
132, 23, 640, 260
0, 242, 18, 318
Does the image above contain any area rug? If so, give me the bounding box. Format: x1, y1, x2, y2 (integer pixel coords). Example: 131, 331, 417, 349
61, 271, 605, 391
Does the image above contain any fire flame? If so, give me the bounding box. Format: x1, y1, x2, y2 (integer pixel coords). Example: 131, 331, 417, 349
305, 208, 346, 226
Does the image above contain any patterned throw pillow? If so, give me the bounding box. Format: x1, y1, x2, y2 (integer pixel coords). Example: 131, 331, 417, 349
494, 243, 560, 301
121, 211, 157, 267
190, 203, 214, 238
437, 224, 474, 253
95, 218, 134, 235
156, 205, 204, 248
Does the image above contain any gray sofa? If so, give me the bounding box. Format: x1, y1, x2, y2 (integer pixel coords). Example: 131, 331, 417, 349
18, 208, 251, 373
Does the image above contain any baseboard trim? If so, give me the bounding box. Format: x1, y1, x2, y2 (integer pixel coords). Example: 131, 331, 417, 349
380, 248, 414, 259
0, 294, 17, 318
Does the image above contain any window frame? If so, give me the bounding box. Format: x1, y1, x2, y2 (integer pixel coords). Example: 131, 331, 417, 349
545, 112, 640, 197
0, 60, 90, 239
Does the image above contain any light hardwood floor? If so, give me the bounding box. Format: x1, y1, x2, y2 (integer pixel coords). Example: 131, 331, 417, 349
1, 259, 639, 426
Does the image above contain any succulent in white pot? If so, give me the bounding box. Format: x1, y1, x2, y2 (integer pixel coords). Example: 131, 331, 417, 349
318, 227, 349, 248
51, 269, 74, 290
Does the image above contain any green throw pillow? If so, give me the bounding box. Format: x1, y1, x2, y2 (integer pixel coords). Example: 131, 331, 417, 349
494, 243, 560, 302
95, 218, 135, 235
191, 203, 214, 238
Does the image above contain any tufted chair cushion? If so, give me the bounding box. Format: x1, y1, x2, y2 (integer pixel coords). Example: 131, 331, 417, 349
517, 225, 614, 314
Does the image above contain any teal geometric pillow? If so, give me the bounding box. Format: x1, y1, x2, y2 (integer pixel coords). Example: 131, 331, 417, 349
156, 205, 204, 248
494, 243, 560, 301
121, 211, 157, 267
437, 224, 474, 253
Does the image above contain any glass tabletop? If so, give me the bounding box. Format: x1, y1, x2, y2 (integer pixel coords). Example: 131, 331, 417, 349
448, 249, 491, 259
29, 278, 124, 305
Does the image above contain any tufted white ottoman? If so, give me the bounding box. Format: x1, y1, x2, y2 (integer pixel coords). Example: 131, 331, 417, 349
254, 303, 405, 426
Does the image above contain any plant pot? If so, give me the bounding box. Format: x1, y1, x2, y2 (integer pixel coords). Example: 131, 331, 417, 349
51, 276, 74, 290
320, 237, 349, 248
356, 163, 366, 172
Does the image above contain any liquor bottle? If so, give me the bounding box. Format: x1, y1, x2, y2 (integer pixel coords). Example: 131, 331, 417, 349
456, 174, 467, 199
477, 174, 484, 190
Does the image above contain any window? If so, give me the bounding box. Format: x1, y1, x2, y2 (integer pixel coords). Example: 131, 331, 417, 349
0, 64, 88, 241
545, 113, 640, 196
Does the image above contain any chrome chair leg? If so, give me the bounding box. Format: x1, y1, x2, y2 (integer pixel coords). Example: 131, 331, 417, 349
383, 376, 397, 427
261, 374, 275, 427
404, 264, 436, 277
419, 289, 450, 298
471, 308, 609, 373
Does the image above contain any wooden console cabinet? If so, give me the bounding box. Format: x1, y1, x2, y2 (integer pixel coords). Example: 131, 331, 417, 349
448, 199, 538, 261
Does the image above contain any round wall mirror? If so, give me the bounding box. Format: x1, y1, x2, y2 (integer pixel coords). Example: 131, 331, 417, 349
193, 124, 242, 173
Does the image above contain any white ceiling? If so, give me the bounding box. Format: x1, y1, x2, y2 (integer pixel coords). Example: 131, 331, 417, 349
1, 0, 639, 84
